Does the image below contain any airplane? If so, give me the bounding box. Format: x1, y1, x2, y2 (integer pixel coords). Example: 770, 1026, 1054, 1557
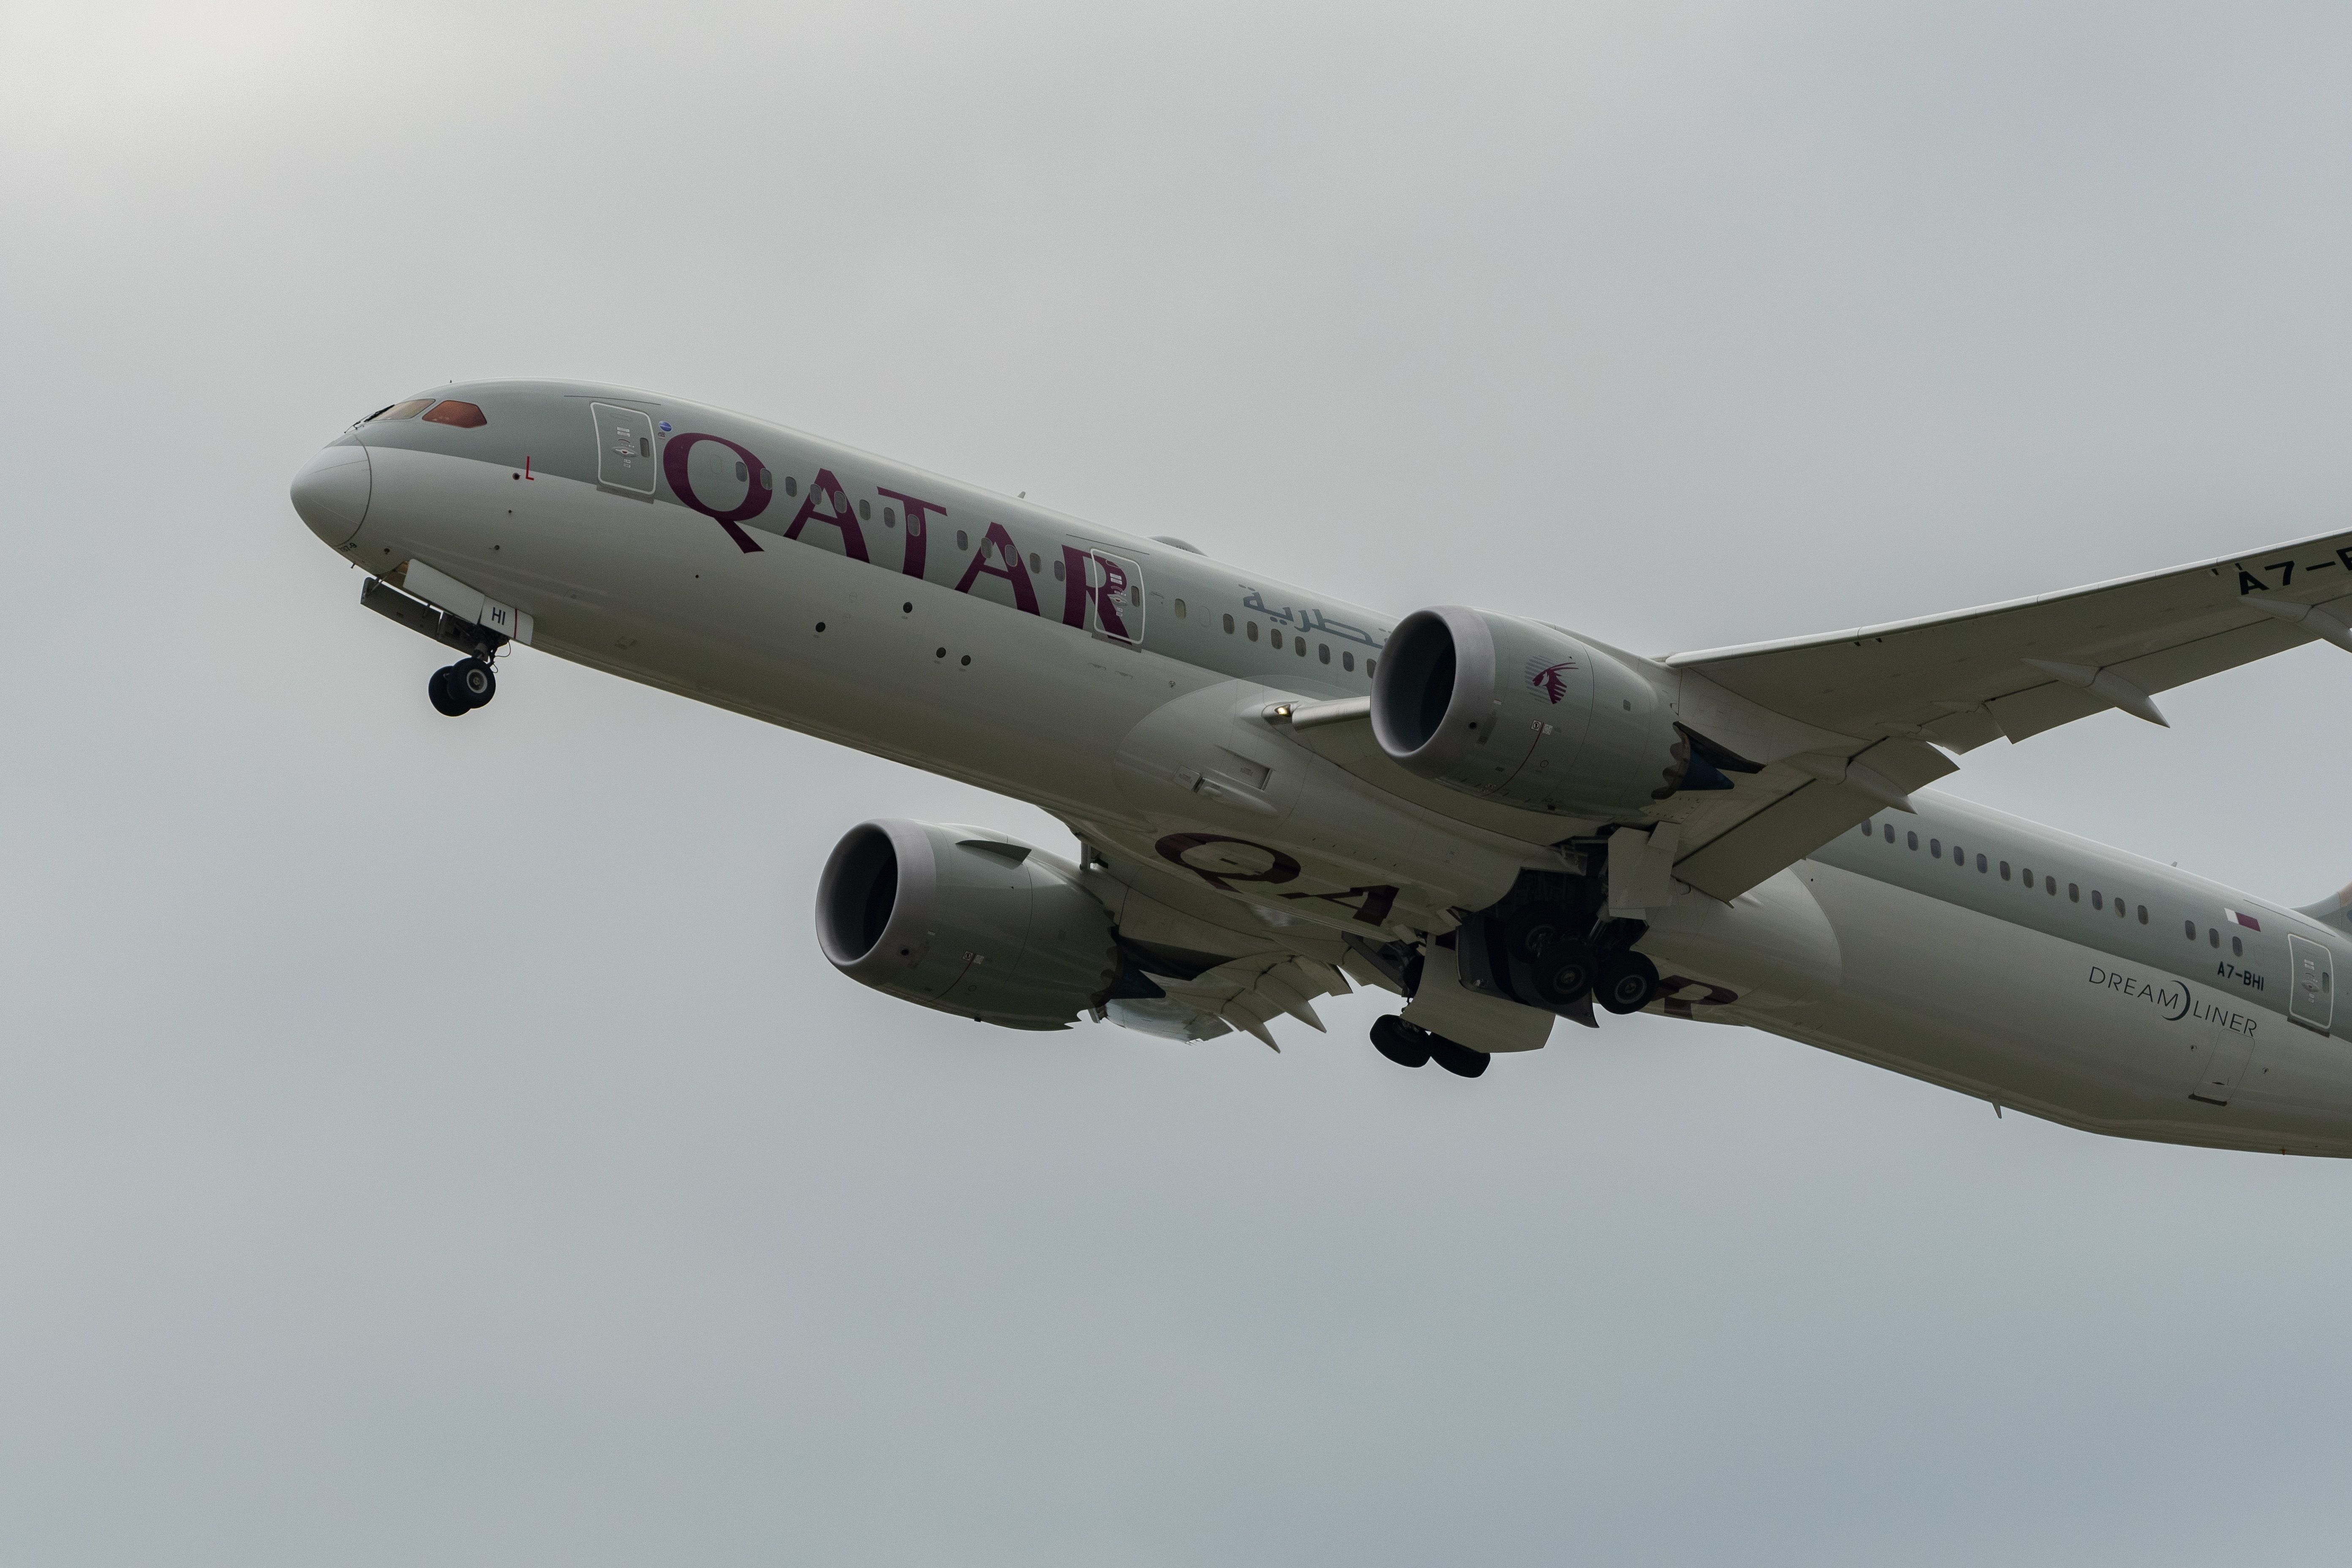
291, 380, 2352, 1157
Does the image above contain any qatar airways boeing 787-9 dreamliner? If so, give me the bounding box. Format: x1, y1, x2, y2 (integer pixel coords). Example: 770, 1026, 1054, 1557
291, 380, 2352, 1156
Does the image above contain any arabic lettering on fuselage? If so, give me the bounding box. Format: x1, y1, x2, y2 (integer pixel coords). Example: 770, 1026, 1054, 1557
1237, 588, 1382, 649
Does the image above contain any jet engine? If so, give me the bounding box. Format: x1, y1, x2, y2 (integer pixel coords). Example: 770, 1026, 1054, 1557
815, 819, 1120, 1030
1371, 606, 1755, 817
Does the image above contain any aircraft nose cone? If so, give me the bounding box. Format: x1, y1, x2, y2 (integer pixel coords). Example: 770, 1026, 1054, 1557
291, 443, 372, 548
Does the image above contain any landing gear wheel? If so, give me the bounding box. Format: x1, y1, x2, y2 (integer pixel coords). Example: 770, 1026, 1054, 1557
452, 657, 496, 708
427, 666, 471, 717
1500, 904, 1576, 962
1597, 950, 1661, 1014
1426, 1034, 1490, 1078
1526, 939, 1598, 1007
1369, 1014, 1429, 1068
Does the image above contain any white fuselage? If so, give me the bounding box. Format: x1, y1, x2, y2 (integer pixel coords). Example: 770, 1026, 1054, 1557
297, 382, 2352, 1156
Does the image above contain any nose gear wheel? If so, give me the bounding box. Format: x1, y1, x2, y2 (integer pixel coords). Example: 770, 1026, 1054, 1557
428, 656, 497, 716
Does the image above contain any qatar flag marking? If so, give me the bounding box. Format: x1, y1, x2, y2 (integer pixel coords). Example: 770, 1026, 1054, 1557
2224, 908, 2262, 932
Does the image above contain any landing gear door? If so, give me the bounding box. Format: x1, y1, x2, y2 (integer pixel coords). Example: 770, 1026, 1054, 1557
2288, 935, 2334, 1033
1087, 550, 1145, 646
592, 403, 658, 497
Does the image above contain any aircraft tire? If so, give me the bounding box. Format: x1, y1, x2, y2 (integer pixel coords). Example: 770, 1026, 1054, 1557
1500, 904, 1575, 962
1426, 1034, 1490, 1077
428, 666, 471, 717
1369, 1014, 1429, 1068
453, 658, 497, 708
1526, 938, 1598, 1006
1597, 950, 1660, 1014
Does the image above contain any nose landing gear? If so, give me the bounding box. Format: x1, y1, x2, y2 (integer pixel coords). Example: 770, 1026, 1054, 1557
428, 657, 497, 716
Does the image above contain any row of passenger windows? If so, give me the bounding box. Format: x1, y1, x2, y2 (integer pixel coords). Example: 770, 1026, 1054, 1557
1207, 612, 1373, 673
745, 484, 1359, 659
1860, 819, 2246, 956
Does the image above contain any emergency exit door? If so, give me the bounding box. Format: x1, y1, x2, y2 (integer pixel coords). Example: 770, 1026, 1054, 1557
2288, 934, 2334, 1033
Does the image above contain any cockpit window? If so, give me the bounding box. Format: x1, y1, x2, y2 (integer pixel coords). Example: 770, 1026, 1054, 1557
370, 399, 435, 422
422, 400, 487, 428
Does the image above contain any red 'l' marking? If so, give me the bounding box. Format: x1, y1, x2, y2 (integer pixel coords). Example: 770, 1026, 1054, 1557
525, 457, 534, 480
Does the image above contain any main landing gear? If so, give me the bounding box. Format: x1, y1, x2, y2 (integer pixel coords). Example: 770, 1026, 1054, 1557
1370, 1015, 1489, 1078
428, 656, 497, 717
1595, 948, 1661, 1015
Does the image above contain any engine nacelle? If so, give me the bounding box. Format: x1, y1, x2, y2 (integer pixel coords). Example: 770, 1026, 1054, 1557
1372, 606, 1745, 817
815, 819, 1119, 1030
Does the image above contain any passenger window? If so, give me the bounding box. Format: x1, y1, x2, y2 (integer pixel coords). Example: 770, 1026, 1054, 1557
421, 400, 486, 427
1884, 824, 1896, 843
2137, 904, 2148, 924
859, 499, 871, 520
1366, 659, 1376, 678
883, 506, 896, 526
1295, 637, 1307, 656
2069, 883, 2080, 902
1976, 853, 1987, 873
1343, 651, 1355, 671
1930, 838, 1941, 856
2021, 866, 2033, 885
2185, 920, 2197, 939
1223, 613, 1235, 633
371, 398, 433, 422
735, 460, 748, 482
2232, 936, 2243, 956
1908, 831, 1919, 851
1175, 599, 1187, 619
1272, 629, 1284, 650
1859, 823, 1873, 839
761, 468, 773, 491
956, 531, 969, 551
1030, 553, 1042, 572
1999, 860, 2010, 879
785, 476, 798, 496
2092, 891, 2103, 910
2046, 875, 2056, 894
2117, 898, 2128, 918
1319, 643, 1330, 663
2209, 928, 2220, 947
1054, 559, 1065, 581
1248, 622, 1259, 642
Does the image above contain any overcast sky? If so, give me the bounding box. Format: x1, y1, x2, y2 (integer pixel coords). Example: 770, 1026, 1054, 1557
6, 3, 2352, 1562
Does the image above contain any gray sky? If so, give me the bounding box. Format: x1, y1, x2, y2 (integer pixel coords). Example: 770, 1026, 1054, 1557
6, 3, 2352, 1562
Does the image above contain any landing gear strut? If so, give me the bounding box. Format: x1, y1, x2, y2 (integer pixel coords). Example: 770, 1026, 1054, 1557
1369, 1015, 1490, 1078
429, 656, 497, 716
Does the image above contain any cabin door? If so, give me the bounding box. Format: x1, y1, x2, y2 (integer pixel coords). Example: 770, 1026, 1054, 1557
592, 403, 658, 496
2288, 936, 2334, 1033
1086, 550, 1146, 645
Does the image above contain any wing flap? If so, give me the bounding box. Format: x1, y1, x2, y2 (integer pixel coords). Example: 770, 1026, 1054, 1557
1674, 738, 1958, 902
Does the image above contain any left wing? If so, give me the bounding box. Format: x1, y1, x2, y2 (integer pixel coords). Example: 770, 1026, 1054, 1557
1663, 528, 2352, 898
